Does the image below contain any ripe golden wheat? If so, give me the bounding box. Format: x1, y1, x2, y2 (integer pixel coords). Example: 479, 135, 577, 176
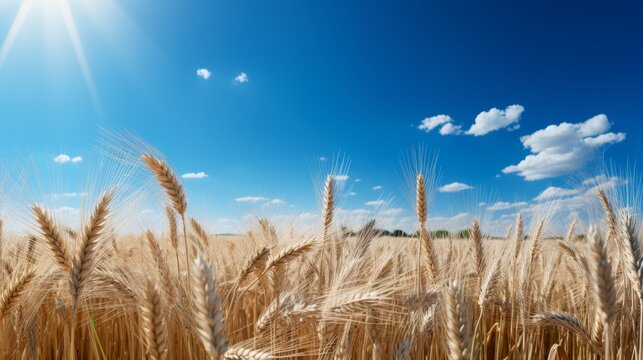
0, 151, 640, 359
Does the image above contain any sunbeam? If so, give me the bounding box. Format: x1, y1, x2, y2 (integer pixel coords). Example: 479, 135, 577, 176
0, 0, 34, 67
58, 0, 102, 114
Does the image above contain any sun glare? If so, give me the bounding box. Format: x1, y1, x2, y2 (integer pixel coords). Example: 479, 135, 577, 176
0, 0, 100, 110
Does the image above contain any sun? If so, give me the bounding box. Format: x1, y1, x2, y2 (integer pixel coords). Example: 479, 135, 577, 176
0, 0, 99, 109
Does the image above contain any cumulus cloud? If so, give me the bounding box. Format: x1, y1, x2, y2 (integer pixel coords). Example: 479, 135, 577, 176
365, 200, 385, 207
488, 201, 528, 211
418, 114, 463, 136
196, 68, 211, 80
418, 115, 452, 132
332, 175, 349, 181
438, 182, 473, 193
533, 186, 577, 201
54, 154, 82, 164
269, 198, 286, 205
439, 123, 463, 135
235, 196, 268, 203
426, 213, 470, 231
234, 72, 249, 83
372, 185, 383, 190
466, 104, 524, 136
503, 114, 626, 180
181, 171, 208, 179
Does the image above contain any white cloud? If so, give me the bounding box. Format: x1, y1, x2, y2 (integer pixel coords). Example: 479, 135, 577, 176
54, 154, 82, 164
365, 200, 385, 207
51, 192, 87, 199
235, 196, 268, 203
372, 185, 383, 190
503, 114, 626, 180
488, 201, 528, 211
54, 206, 79, 215
418, 114, 452, 132
381, 208, 403, 216
418, 114, 464, 136
234, 72, 249, 83
354, 179, 362, 183
466, 104, 524, 136
181, 172, 208, 179
533, 186, 577, 201
426, 213, 470, 231
332, 175, 349, 182
269, 199, 286, 205
196, 68, 211, 80
438, 182, 473, 193
319, 157, 327, 162
348, 192, 357, 196
439, 123, 463, 135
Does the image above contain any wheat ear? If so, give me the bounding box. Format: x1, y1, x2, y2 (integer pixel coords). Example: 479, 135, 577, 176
141, 279, 168, 360
469, 219, 484, 277
165, 206, 181, 275
0, 268, 35, 318
70, 190, 113, 308
192, 254, 228, 358
533, 312, 600, 355
142, 154, 191, 290
444, 280, 468, 360
32, 205, 71, 271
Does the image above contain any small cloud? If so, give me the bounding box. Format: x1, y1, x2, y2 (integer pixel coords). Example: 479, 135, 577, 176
382, 208, 403, 216
51, 192, 87, 199
332, 175, 349, 182
181, 172, 209, 179
488, 201, 528, 211
354, 179, 362, 183
418, 114, 452, 132
372, 185, 383, 190
534, 186, 577, 201
438, 182, 473, 193
54, 154, 71, 163
235, 196, 269, 203
319, 157, 327, 162
196, 68, 211, 80
439, 123, 463, 135
466, 104, 524, 136
269, 198, 286, 205
495, 174, 501, 178
54, 154, 82, 164
418, 114, 464, 136
348, 192, 357, 196
234, 72, 249, 83
54, 206, 79, 215
366, 200, 385, 207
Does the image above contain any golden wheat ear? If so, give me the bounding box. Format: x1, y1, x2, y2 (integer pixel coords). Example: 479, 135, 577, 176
70, 190, 114, 308
141, 154, 187, 216
0, 268, 35, 318
32, 205, 71, 272
141, 279, 168, 360
192, 254, 228, 358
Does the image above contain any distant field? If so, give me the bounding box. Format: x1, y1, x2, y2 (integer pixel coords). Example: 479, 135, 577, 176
0, 154, 636, 360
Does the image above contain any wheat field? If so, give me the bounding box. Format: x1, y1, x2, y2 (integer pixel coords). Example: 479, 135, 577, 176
0, 151, 639, 360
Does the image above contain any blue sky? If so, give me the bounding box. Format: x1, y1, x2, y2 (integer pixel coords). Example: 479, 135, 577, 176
0, 0, 641, 234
